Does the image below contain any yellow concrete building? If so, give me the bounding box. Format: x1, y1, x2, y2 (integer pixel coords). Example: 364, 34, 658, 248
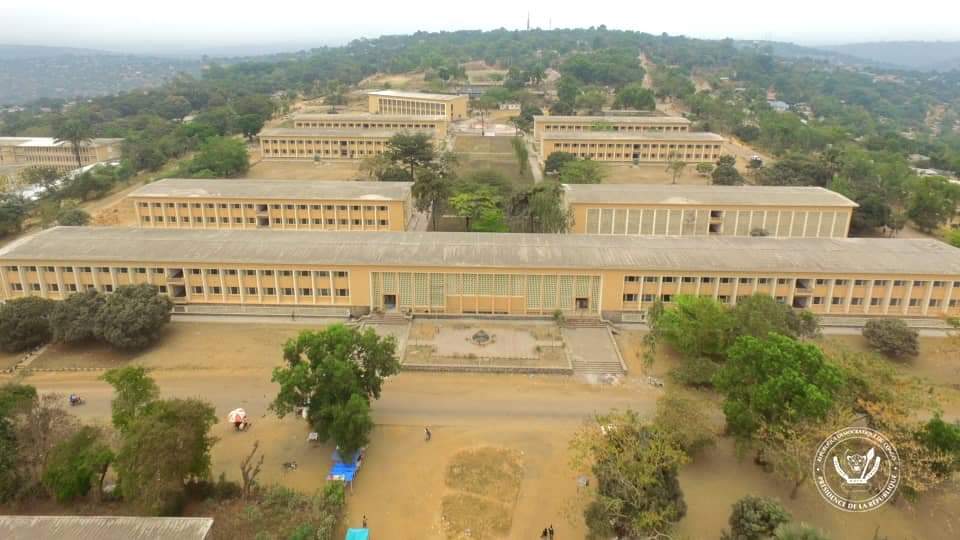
564, 184, 857, 238
292, 113, 448, 138
0, 137, 123, 171
367, 90, 469, 120
258, 128, 431, 160
127, 178, 412, 232
540, 131, 724, 164
533, 115, 691, 143
2, 228, 958, 320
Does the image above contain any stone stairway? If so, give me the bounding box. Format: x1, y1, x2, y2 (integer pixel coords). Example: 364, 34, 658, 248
571, 353, 625, 375
564, 317, 608, 329
366, 312, 412, 325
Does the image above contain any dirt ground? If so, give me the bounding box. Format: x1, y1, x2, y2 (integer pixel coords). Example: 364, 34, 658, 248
600, 162, 710, 185
8, 322, 960, 539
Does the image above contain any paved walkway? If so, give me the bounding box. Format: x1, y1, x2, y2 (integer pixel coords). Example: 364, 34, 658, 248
562, 327, 625, 375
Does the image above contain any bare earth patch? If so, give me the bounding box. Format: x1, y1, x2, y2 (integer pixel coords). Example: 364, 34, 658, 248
441, 446, 523, 539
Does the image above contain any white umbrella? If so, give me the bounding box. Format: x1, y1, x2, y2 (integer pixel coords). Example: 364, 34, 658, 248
228, 408, 247, 423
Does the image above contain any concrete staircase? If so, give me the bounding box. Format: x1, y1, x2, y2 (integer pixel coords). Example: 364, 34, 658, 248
366, 312, 412, 325
571, 353, 625, 376
564, 317, 608, 329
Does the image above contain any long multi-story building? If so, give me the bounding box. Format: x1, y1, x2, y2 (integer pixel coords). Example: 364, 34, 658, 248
533, 115, 691, 143
563, 184, 858, 238
367, 90, 469, 120
0, 137, 123, 171
258, 128, 431, 161
292, 113, 448, 138
540, 131, 724, 164
127, 179, 412, 232
2, 228, 958, 320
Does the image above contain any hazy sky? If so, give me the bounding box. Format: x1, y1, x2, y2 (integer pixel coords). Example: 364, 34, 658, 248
2, 0, 958, 54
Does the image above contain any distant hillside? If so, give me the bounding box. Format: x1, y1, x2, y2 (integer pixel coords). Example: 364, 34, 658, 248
817, 41, 960, 71
0, 44, 202, 105
735, 40, 871, 65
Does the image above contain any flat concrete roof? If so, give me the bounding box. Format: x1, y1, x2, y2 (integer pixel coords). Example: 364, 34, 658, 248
0, 516, 213, 540
129, 179, 412, 201
563, 184, 858, 208
541, 131, 725, 142
3, 228, 959, 276
258, 127, 430, 138
0, 137, 123, 148
367, 89, 465, 101
293, 113, 447, 122
534, 115, 691, 125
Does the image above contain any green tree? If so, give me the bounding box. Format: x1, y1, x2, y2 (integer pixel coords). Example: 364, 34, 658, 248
862, 318, 919, 359
714, 334, 846, 440
721, 496, 791, 540
53, 113, 95, 169
772, 522, 830, 540
412, 167, 452, 231
906, 176, 960, 232
559, 159, 604, 184
181, 136, 250, 178
115, 398, 218, 514
510, 137, 530, 177
449, 187, 501, 231
575, 87, 607, 114
712, 155, 745, 185
730, 294, 819, 340
916, 413, 960, 474
648, 295, 734, 361
102, 366, 160, 434
271, 325, 400, 455
0, 296, 56, 352
158, 95, 192, 121
42, 425, 113, 502
236, 114, 265, 141
666, 158, 688, 184
653, 392, 716, 455
0, 194, 30, 236
613, 83, 656, 110
572, 409, 688, 539
0, 384, 37, 502
94, 284, 173, 350
50, 289, 104, 343
544, 151, 577, 175
56, 207, 90, 226
20, 166, 63, 194
472, 208, 510, 232
509, 182, 571, 233
385, 132, 436, 182
695, 162, 714, 177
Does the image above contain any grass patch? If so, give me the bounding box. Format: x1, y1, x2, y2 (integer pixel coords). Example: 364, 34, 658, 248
441, 493, 513, 539
445, 447, 523, 503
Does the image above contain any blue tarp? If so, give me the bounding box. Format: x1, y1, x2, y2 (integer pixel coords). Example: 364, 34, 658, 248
328, 447, 363, 483
345, 528, 369, 540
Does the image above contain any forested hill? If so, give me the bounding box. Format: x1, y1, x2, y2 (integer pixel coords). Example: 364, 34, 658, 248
817, 41, 960, 71
0, 45, 201, 105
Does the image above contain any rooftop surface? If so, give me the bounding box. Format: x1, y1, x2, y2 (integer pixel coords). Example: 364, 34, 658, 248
367, 89, 465, 101
0, 516, 213, 540
129, 178, 412, 201
3, 228, 959, 276
541, 131, 725, 142
534, 115, 691, 125
293, 113, 447, 122
259, 127, 429, 138
562, 184, 858, 208
0, 137, 123, 147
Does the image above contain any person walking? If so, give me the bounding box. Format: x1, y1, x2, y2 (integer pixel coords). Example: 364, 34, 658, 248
362, 515, 367, 528
548, 524, 554, 538
424, 427, 432, 441
540, 528, 548, 539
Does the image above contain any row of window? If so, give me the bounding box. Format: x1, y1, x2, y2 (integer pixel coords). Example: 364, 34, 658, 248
551, 143, 722, 150
294, 122, 440, 129
541, 125, 687, 132
622, 292, 959, 308
189, 286, 349, 297
139, 202, 390, 212
623, 276, 959, 288
5, 266, 349, 279
143, 215, 389, 226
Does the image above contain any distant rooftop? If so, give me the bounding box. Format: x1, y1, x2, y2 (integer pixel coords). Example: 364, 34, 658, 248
541, 131, 724, 142
3, 228, 959, 277
258, 127, 430, 138
293, 113, 447, 122
562, 184, 858, 208
367, 89, 465, 101
0, 137, 123, 148
535, 115, 691, 125
129, 178, 412, 201
0, 516, 213, 540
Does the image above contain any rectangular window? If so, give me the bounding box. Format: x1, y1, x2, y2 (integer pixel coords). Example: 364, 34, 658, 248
720, 278, 732, 284
850, 298, 863, 305
643, 276, 658, 283
831, 297, 844, 305
229, 287, 240, 295
641, 294, 655, 302
660, 294, 673, 302
889, 298, 902, 306
264, 287, 276, 295
300, 288, 312, 296
317, 288, 331, 296
210, 287, 222, 294
206, 269, 219, 275
909, 298, 921, 307
834, 279, 848, 286
682, 277, 696, 283
316, 271, 330, 278
246, 287, 258, 295
662, 277, 675, 283
282, 288, 294, 296
624, 276, 639, 282
813, 297, 824, 305
701, 277, 714, 284
336, 288, 350, 297
192, 286, 203, 294
854, 280, 867, 286
623, 294, 638, 302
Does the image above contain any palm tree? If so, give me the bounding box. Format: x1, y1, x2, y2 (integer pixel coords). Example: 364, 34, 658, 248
54, 116, 95, 170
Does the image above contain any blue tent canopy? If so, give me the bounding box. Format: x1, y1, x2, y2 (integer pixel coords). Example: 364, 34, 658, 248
329, 447, 364, 484
345, 528, 369, 540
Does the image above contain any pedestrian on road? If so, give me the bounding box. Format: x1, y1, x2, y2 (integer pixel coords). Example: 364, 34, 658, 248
424, 427, 432, 441
362, 515, 367, 528
541, 528, 548, 539
548, 524, 554, 538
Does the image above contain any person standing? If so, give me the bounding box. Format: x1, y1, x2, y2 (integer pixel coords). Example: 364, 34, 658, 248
541, 528, 548, 539
424, 427, 432, 441
362, 515, 367, 528
548, 524, 554, 538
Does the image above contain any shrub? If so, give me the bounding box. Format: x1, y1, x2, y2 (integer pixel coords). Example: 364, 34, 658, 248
50, 290, 104, 344
42, 426, 113, 502
722, 495, 791, 540
0, 296, 56, 352
670, 356, 721, 388
94, 284, 173, 350
862, 318, 919, 359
